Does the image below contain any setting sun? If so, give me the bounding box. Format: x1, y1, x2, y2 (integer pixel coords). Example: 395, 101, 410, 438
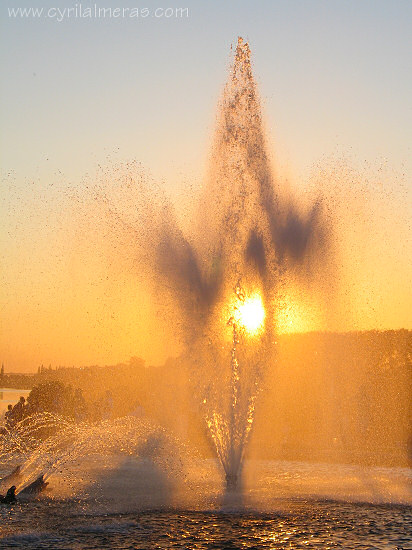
233, 294, 266, 334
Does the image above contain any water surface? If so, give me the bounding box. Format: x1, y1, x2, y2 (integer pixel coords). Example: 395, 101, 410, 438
0, 500, 410, 549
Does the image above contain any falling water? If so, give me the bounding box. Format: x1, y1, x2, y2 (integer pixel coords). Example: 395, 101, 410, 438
143, 37, 328, 491
1, 38, 328, 495
0, 412, 185, 499
0, 38, 408, 520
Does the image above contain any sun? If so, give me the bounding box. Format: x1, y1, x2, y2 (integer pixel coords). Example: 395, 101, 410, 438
233, 294, 266, 334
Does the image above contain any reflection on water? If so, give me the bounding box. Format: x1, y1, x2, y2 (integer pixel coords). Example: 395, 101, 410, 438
0, 456, 411, 548
0, 501, 411, 549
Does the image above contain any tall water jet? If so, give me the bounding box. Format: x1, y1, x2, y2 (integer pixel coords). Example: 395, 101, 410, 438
152, 37, 328, 492
73, 37, 329, 494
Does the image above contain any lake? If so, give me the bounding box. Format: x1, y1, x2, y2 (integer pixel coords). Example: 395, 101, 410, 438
0, 388, 31, 422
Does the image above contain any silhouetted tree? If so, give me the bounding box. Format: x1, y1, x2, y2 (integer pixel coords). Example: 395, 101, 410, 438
27, 381, 85, 419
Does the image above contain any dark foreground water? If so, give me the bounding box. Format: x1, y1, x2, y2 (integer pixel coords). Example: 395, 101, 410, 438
0, 499, 411, 549
1, 457, 411, 549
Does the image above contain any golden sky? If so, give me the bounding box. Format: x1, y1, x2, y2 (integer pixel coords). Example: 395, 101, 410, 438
1, 2, 411, 371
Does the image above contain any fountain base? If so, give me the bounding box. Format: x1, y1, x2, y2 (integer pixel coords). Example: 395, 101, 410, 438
225, 472, 239, 491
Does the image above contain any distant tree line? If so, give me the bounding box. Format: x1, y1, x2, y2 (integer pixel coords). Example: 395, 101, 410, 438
1, 330, 411, 466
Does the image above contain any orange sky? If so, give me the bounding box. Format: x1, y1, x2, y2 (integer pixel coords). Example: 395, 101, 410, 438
1, 155, 410, 372
1, 3, 411, 372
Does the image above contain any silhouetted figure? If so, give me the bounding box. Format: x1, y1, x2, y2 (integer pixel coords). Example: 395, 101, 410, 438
0, 485, 16, 504
23, 400, 33, 417
12, 396, 26, 423
4, 404, 14, 430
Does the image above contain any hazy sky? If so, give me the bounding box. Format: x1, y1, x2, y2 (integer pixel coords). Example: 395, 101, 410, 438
1, 0, 411, 371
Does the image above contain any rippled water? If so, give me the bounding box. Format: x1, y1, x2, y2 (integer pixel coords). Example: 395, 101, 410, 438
0, 500, 411, 549
1, 458, 411, 549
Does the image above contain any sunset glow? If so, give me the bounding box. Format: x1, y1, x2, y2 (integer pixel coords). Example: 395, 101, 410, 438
233, 294, 266, 335
1, 1, 411, 374
0, 6, 411, 544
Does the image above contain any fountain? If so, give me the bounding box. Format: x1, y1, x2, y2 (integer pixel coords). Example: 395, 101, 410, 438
147, 37, 327, 492
1, 0, 412, 539
0, 37, 328, 500
0, 38, 409, 528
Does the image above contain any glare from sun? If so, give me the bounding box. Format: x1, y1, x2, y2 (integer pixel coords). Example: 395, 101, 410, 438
234, 294, 265, 334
